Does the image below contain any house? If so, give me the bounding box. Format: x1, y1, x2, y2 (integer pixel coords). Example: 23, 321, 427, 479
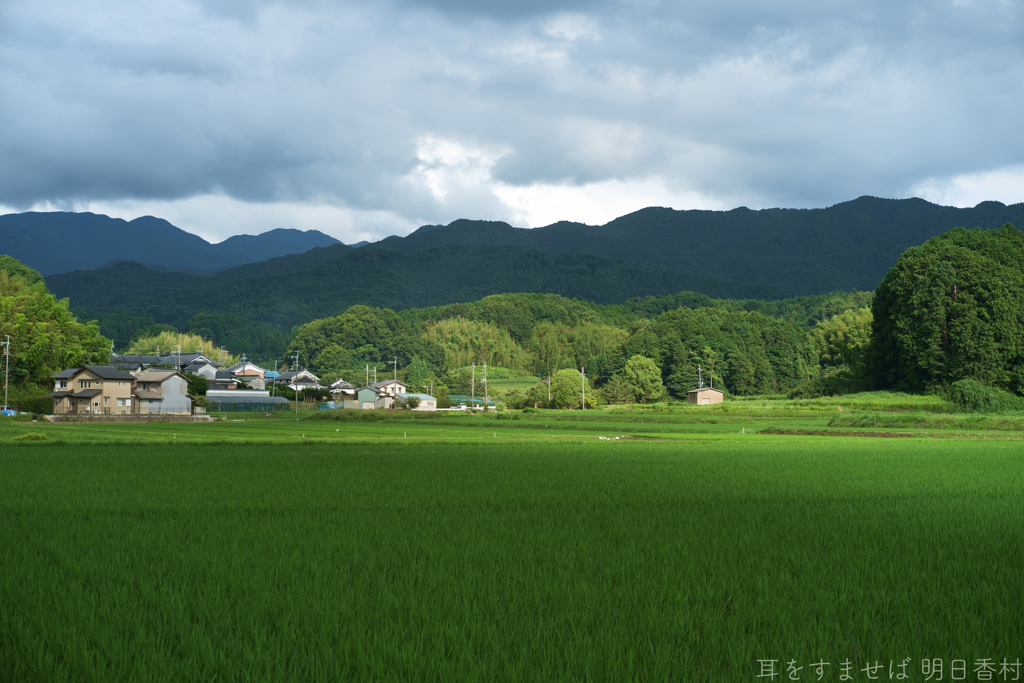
226, 356, 267, 379
370, 379, 408, 398
210, 370, 240, 390
396, 393, 437, 411
274, 369, 323, 391
183, 362, 219, 381
49, 366, 137, 415
133, 369, 193, 415
112, 352, 221, 370
686, 387, 724, 405
329, 378, 357, 399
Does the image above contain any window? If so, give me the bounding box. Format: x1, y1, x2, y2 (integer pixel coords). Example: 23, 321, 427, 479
57, 380, 67, 388
93, 402, 100, 407
79, 380, 92, 388
117, 398, 131, 407
104, 397, 109, 405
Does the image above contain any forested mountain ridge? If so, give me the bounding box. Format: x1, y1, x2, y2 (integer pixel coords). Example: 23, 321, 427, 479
0, 211, 342, 275
361, 197, 1024, 294
52, 244, 789, 339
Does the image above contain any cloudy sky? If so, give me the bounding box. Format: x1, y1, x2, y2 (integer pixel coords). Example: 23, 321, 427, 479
2, 0, 1023, 244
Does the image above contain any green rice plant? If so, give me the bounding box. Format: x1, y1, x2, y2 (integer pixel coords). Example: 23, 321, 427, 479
829, 412, 1024, 431
12, 432, 47, 441
1, 440, 1021, 681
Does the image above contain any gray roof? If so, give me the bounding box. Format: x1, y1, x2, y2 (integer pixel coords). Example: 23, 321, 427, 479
206, 395, 290, 405
686, 387, 723, 394
371, 379, 407, 388
84, 365, 138, 380
214, 370, 239, 380
136, 369, 184, 383
135, 389, 163, 400
74, 388, 103, 398
53, 366, 136, 381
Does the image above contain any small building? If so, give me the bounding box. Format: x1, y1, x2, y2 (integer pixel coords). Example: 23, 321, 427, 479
396, 393, 437, 411
356, 386, 391, 409
134, 369, 193, 415
686, 387, 724, 405
50, 366, 137, 415
243, 377, 267, 391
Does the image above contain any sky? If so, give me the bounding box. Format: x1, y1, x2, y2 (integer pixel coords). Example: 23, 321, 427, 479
2, 0, 1023, 245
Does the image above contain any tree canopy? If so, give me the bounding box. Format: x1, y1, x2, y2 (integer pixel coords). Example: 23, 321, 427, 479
869, 224, 1024, 394
0, 263, 110, 384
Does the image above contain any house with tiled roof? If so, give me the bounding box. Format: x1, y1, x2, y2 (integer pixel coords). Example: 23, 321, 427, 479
50, 366, 137, 415
273, 369, 322, 391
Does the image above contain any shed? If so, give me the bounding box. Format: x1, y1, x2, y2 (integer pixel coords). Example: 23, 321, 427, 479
686, 387, 724, 405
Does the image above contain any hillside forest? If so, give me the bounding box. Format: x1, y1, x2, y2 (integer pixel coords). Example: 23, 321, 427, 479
3, 223, 1024, 411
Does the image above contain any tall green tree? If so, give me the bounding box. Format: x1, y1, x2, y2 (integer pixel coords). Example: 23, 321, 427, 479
0, 266, 110, 385
869, 224, 1024, 392
622, 355, 666, 404
548, 368, 596, 409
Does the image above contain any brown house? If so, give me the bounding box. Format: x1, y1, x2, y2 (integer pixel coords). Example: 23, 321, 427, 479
686, 387, 724, 405
50, 366, 137, 415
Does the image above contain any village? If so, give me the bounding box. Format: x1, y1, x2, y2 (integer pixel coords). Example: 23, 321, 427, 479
42, 349, 724, 420
46, 351, 445, 419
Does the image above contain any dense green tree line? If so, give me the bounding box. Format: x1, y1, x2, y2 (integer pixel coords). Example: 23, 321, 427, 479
0, 263, 109, 388
869, 224, 1024, 394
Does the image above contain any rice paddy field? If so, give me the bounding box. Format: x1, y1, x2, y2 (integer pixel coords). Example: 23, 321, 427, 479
2, 396, 1023, 681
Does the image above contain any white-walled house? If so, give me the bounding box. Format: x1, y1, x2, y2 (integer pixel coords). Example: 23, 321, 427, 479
134, 369, 193, 415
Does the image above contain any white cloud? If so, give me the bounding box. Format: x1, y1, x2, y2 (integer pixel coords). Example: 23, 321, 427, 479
2, 0, 1024, 238
910, 166, 1024, 209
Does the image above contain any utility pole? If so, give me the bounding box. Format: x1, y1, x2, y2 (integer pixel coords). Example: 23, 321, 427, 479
365, 363, 369, 387
272, 360, 278, 396
471, 362, 475, 408
393, 356, 397, 382
2, 335, 10, 411
581, 366, 585, 411
176, 345, 181, 372
483, 362, 487, 411
220, 346, 225, 365
698, 365, 703, 389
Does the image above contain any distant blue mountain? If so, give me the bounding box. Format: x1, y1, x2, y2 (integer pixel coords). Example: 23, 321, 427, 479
0, 211, 342, 275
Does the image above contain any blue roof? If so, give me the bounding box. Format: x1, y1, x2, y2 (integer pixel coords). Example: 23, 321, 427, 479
265, 371, 279, 377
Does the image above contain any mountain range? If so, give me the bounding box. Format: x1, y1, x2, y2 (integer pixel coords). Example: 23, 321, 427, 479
5, 196, 1024, 344
0, 211, 343, 275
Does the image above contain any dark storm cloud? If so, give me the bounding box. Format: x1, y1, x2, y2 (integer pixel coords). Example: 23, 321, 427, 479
1, 0, 1023, 237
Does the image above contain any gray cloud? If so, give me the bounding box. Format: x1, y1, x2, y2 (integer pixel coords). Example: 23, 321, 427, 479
1, 0, 1023, 241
